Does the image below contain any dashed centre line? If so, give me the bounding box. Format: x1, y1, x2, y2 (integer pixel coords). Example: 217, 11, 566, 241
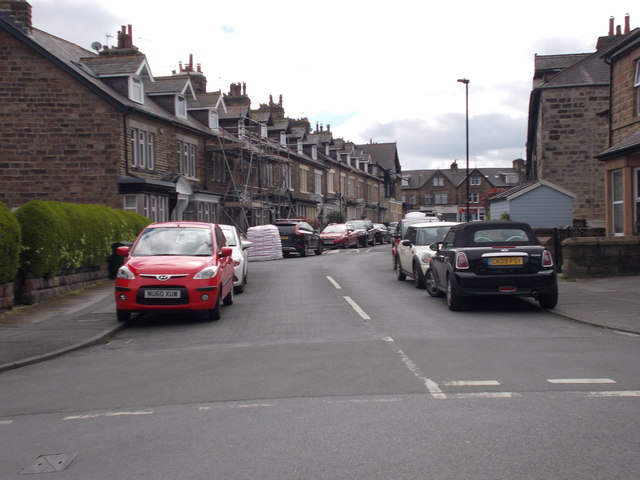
444, 380, 501, 386
344, 296, 371, 320
326, 276, 342, 290
547, 378, 617, 384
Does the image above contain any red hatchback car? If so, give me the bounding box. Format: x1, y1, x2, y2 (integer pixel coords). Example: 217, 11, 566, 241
114, 221, 235, 322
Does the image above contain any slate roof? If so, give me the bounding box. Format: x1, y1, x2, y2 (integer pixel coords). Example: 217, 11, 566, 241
81, 54, 148, 77
16, 27, 215, 135
597, 130, 640, 160
144, 76, 193, 95
358, 143, 400, 172
188, 91, 222, 109
403, 167, 523, 189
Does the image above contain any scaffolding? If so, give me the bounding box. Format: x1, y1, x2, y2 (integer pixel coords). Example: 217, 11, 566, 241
213, 118, 296, 231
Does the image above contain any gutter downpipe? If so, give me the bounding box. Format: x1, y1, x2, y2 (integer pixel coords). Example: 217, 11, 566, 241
123, 108, 133, 176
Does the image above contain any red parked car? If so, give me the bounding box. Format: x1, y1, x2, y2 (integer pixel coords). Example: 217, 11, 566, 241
320, 223, 359, 249
114, 221, 235, 322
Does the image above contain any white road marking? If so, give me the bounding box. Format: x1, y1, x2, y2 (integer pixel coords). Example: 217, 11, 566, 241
547, 378, 617, 384
444, 380, 501, 386
452, 392, 521, 399
0, 420, 14, 425
344, 296, 371, 320
613, 330, 640, 337
381, 336, 395, 343
586, 391, 640, 397
323, 398, 402, 404
396, 349, 446, 399
326, 276, 342, 290
64, 411, 153, 420
199, 403, 274, 410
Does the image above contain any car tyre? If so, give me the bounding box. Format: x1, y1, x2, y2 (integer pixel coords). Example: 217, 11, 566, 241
235, 274, 246, 294
208, 292, 222, 321
223, 285, 234, 306
412, 262, 425, 289
315, 242, 323, 255
116, 310, 130, 322
425, 269, 443, 297
396, 260, 407, 281
446, 275, 464, 311
538, 284, 558, 309
300, 242, 308, 257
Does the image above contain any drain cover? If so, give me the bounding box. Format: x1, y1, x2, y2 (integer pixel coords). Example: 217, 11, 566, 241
20, 453, 78, 474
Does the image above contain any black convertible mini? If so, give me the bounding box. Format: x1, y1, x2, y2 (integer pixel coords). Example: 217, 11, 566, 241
426, 221, 558, 311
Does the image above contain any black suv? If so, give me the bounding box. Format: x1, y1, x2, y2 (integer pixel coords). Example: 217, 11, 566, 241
346, 219, 376, 247
275, 219, 323, 257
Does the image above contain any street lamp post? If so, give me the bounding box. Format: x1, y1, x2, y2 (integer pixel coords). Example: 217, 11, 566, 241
457, 78, 470, 222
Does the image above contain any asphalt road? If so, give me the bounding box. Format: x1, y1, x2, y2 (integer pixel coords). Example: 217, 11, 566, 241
1, 244, 639, 479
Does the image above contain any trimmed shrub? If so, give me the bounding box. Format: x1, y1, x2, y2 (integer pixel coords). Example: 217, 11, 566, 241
14, 201, 150, 278
0, 202, 21, 283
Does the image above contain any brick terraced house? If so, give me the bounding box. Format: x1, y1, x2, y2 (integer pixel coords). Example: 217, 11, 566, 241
0, 1, 403, 229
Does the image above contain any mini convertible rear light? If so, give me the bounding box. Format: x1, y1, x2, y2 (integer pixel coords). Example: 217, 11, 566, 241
455, 252, 469, 270
542, 249, 554, 267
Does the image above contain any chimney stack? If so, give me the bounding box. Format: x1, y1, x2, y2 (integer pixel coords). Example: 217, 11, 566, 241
0, 0, 33, 33
624, 13, 631, 34
609, 16, 614, 36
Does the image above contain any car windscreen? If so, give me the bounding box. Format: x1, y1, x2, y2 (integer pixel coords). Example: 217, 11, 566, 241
132, 227, 213, 256
323, 224, 346, 233
415, 226, 452, 245
348, 221, 367, 229
221, 229, 238, 246
470, 227, 532, 245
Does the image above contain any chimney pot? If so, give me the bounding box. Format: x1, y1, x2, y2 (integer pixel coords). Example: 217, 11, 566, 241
609, 16, 614, 36
616, 25, 622, 35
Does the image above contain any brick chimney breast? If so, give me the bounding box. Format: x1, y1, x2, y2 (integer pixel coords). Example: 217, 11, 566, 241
0, 0, 32, 33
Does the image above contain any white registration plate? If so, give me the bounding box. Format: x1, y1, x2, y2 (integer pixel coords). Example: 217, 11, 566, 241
144, 289, 181, 299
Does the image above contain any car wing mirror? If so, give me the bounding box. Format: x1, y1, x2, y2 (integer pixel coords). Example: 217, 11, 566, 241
242, 240, 253, 250
429, 242, 443, 251
116, 245, 130, 256
220, 246, 233, 258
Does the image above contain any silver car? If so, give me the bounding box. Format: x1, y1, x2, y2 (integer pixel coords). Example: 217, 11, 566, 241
220, 224, 252, 294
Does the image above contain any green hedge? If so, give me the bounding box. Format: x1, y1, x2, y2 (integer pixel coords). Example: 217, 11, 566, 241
14, 201, 150, 279
0, 202, 21, 283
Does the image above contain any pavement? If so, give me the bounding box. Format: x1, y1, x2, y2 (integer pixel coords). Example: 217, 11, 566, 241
1, 275, 639, 373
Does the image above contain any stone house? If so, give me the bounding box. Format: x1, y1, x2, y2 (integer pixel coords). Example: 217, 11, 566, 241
598, 26, 640, 236
401, 159, 525, 221
0, 1, 402, 229
526, 15, 635, 228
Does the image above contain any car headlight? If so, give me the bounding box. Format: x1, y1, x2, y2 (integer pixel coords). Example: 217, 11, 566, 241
117, 266, 135, 280
194, 265, 219, 279
420, 252, 432, 264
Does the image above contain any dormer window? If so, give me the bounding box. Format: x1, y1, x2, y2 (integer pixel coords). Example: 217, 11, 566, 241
129, 76, 144, 104
280, 131, 286, 146
209, 110, 219, 130
312, 145, 318, 160
176, 95, 187, 119
297, 139, 303, 154
260, 123, 268, 138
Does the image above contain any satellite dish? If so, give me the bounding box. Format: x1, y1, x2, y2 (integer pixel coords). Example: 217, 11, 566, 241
91, 41, 102, 53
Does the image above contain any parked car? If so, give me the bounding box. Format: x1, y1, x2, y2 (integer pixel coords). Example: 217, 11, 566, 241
275, 219, 323, 257
373, 223, 392, 244
396, 221, 460, 288
220, 224, 252, 293
427, 220, 558, 311
392, 213, 442, 269
320, 223, 359, 249
346, 219, 375, 247
114, 221, 235, 322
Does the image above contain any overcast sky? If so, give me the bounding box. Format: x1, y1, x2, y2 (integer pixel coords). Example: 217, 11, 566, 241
28, 0, 637, 171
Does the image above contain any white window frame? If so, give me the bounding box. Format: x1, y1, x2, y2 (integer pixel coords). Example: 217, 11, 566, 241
635, 61, 640, 116
314, 170, 323, 195
299, 166, 309, 193
327, 169, 335, 194
470, 176, 481, 186
433, 177, 444, 187
423, 193, 431, 204
130, 127, 155, 170
176, 95, 187, 119
177, 140, 197, 178
634, 167, 640, 235
470, 192, 480, 203
129, 76, 144, 104
611, 169, 624, 236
